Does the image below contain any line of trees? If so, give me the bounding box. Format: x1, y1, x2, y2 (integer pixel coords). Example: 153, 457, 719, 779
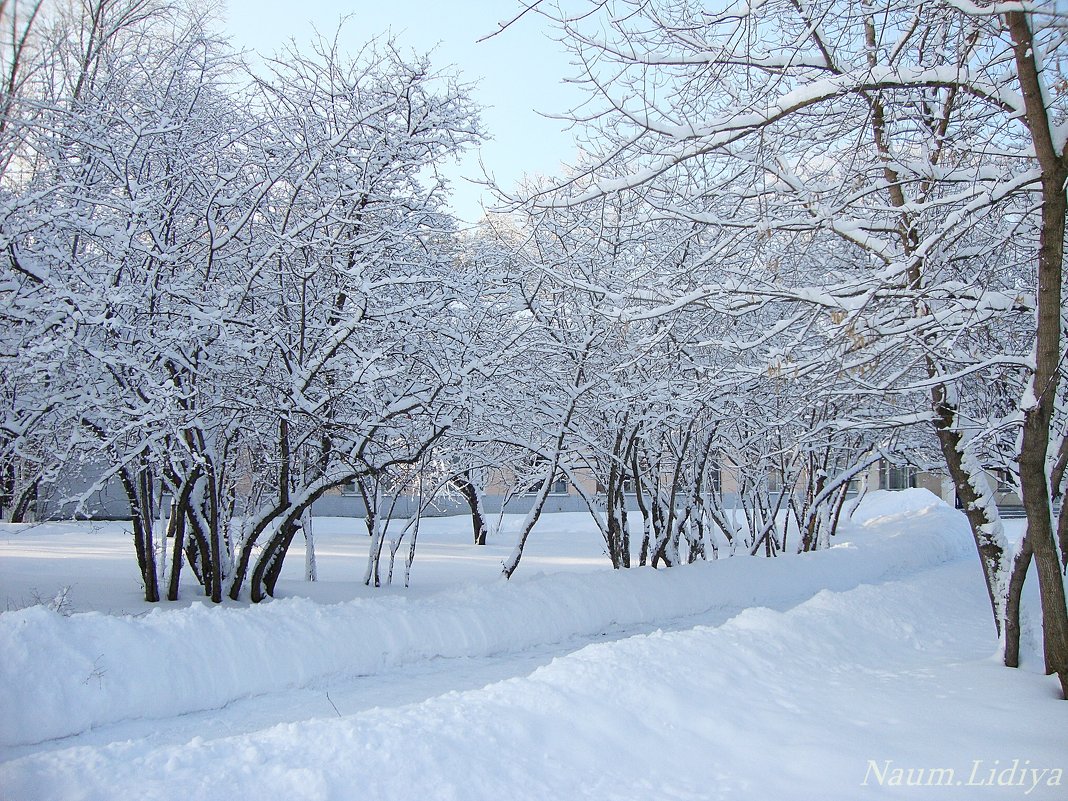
0, 0, 501, 602
507, 0, 1068, 697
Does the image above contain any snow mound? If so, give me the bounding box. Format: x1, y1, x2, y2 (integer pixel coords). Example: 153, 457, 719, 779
0, 495, 972, 747
850, 487, 946, 526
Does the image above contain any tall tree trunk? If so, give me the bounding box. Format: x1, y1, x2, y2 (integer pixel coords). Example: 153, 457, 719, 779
605, 480, 630, 569
1005, 9, 1068, 698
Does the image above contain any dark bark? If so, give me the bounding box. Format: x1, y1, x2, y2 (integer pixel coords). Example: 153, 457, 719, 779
453, 471, 488, 545
502, 388, 580, 579
605, 490, 630, 568
602, 427, 633, 569
356, 474, 377, 537
116, 461, 159, 603
1050, 436, 1068, 571
826, 483, 850, 541
249, 487, 336, 602
227, 509, 277, 602
800, 470, 827, 553
1004, 530, 1034, 669
249, 473, 376, 600
0, 456, 36, 522
261, 520, 300, 598
9, 478, 38, 523
501, 465, 555, 580
631, 448, 651, 566
0, 451, 13, 519
232, 417, 293, 602
205, 466, 222, 604
164, 471, 199, 601
166, 500, 186, 602
685, 429, 719, 563
604, 478, 631, 569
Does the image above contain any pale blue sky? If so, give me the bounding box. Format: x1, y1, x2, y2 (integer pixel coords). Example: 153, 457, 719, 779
221, 0, 584, 223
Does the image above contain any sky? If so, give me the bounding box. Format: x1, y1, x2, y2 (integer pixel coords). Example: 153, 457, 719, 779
221, 0, 585, 224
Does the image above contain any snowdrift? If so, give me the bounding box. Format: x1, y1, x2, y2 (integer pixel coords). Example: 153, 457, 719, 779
0, 489, 971, 747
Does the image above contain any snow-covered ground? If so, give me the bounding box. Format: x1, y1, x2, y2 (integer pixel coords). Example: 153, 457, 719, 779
1, 490, 1065, 800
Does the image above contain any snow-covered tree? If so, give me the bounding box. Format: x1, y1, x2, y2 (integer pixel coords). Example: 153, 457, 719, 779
0, 4, 489, 603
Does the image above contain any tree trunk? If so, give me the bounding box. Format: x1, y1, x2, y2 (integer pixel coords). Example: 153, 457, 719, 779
183, 500, 211, 594
1004, 530, 1034, 669
166, 501, 185, 602
165, 470, 201, 602
260, 520, 300, 599
205, 467, 222, 603
1005, 9, 1068, 698
605, 480, 631, 569
453, 471, 488, 545
0, 456, 13, 520
8, 478, 38, 523
931, 393, 1009, 637
117, 462, 160, 603
631, 449, 652, 566
1019, 433, 1068, 697
502, 467, 555, 579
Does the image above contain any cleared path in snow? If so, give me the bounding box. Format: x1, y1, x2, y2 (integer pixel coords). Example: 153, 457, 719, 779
2, 599, 735, 761
0, 490, 971, 748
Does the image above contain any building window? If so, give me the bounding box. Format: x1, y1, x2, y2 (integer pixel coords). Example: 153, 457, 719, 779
767, 468, 783, 493
994, 469, 1013, 494
340, 474, 396, 495
524, 461, 568, 495
879, 462, 916, 491
526, 476, 568, 495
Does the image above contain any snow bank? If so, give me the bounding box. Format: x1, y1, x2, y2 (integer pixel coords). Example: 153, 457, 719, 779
5, 499, 1060, 801
0, 489, 971, 747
